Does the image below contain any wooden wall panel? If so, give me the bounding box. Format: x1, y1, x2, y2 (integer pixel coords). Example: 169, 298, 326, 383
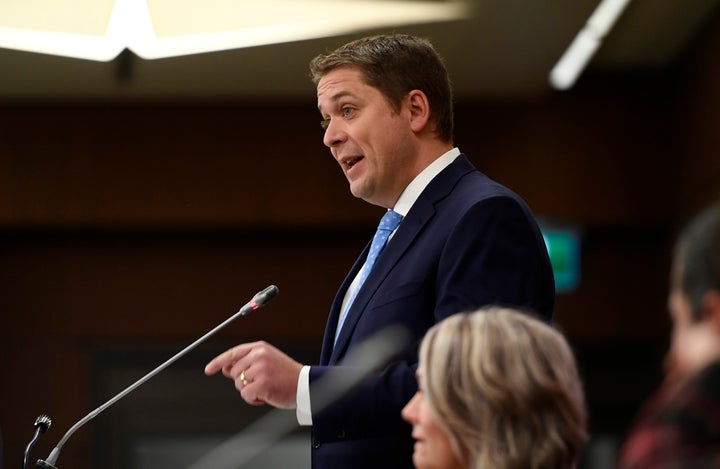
2, 28, 719, 464
675, 11, 720, 215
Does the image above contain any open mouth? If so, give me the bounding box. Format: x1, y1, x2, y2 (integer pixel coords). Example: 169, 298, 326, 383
345, 156, 363, 169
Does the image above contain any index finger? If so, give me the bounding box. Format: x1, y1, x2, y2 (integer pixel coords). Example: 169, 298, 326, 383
204, 343, 252, 375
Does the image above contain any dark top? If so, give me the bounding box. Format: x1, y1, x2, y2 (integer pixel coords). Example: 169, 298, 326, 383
309, 154, 555, 468
617, 361, 720, 469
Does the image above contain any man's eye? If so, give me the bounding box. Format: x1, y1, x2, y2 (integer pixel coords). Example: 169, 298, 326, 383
320, 119, 330, 131
342, 107, 354, 118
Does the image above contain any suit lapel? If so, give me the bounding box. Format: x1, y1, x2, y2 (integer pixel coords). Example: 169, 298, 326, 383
319, 243, 369, 365
328, 206, 430, 363
326, 154, 476, 364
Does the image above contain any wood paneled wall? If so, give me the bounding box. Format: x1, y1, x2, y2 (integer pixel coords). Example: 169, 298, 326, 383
2, 16, 720, 466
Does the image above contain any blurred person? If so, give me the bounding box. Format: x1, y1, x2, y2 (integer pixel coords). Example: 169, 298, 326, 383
402, 307, 588, 469
205, 33, 555, 468
617, 202, 720, 468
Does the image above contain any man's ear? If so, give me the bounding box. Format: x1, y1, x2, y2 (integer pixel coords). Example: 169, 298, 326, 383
406, 90, 431, 133
701, 290, 720, 331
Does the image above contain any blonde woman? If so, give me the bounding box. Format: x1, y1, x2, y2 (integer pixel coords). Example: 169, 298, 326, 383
402, 307, 588, 469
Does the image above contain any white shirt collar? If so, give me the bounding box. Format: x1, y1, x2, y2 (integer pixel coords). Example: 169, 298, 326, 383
392, 147, 460, 217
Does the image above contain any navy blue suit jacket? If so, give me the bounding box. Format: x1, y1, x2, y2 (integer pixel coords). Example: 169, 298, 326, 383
308, 154, 555, 468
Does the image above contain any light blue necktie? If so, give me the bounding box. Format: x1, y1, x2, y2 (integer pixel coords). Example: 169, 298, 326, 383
334, 210, 404, 344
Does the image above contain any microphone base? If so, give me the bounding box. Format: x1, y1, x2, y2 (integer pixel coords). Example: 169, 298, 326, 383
35, 460, 58, 469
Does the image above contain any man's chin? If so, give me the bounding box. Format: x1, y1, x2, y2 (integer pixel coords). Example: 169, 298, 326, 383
348, 182, 367, 200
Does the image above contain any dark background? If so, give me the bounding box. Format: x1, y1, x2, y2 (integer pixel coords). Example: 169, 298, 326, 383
2, 5, 720, 468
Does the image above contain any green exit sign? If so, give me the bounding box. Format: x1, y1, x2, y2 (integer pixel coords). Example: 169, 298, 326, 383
541, 225, 581, 294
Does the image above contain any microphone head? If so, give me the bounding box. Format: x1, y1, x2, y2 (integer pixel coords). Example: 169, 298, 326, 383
34, 415, 52, 433
252, 285, 279, 307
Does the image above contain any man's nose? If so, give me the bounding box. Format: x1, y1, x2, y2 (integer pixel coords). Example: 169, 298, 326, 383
323, 119, 346, 148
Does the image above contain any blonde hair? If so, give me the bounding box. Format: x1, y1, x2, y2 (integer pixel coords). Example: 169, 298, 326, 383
419, 307, 588, 469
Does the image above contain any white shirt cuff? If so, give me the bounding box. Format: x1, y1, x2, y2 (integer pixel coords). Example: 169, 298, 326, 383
296, 365, 312, 426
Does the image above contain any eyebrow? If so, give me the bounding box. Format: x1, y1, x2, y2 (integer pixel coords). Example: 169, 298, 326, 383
317, 90, 354, 114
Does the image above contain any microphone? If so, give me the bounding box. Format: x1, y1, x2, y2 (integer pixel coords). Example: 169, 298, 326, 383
186, 324, 411, 469
33, 285, 279, 469
23, 415, 51, 469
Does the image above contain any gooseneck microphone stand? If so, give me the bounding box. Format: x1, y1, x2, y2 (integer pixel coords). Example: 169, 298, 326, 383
26, 285, 279, 469
23, 415, 51, 469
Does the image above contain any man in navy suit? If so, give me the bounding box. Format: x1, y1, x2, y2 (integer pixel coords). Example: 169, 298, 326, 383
205, 34, 554, 468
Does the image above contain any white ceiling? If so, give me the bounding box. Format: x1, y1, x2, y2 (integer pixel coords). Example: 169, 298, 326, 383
0, 0, 717, 102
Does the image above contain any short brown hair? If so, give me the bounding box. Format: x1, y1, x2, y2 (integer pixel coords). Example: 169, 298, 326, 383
673, 201, 720, 320
309, 33, 454, 143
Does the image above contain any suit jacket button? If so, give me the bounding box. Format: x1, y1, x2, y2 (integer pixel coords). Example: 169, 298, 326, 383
336, 429, 346, 439
312, 440, 321, 449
